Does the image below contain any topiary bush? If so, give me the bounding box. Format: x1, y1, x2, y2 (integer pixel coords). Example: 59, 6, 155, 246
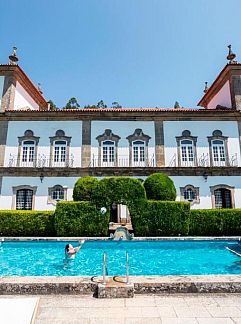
91, 176, 146, 210
189, 209, 241, 236
144, 173, 176, 201
54, 201, 109, 236
130, 200, 190, 236
0, 210, 55, 236
73, 176, 99, 201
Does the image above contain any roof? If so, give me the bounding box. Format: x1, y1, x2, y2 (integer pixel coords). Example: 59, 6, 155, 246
0, 64, 48, 110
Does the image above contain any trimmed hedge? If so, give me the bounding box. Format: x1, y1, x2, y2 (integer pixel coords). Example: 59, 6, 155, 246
73, 176, 99, 201
55, 201, 109, 236
92, 176, 146, 209
144, 173, 176, 201
0, 210, 55, 236
189, 209, 241, 236
130, 200, 190, 236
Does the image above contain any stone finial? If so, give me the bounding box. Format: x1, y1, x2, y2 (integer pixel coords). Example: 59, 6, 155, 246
37, 83, 43, 94
227, 45, 237, 64
9, 46, 19, 65
203, 81, 209, 93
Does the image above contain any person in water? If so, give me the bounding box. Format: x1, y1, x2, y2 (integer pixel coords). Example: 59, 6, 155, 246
65, 240, 85, 259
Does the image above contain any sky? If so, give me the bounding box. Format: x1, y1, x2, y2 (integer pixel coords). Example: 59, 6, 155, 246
0, 0, 241, 109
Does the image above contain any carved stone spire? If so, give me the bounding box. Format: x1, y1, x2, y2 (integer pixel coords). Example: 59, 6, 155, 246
9, 46, 19, 65
227, 45, 237, 64
203, 81, 209, 93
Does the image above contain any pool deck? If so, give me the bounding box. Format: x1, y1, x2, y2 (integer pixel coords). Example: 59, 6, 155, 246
3, 293, 241, 323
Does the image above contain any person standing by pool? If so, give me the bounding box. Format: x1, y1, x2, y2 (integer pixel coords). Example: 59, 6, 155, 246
65, 240, 85, 260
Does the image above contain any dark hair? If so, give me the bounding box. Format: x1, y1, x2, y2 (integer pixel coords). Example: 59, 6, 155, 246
65, 244, 70, 255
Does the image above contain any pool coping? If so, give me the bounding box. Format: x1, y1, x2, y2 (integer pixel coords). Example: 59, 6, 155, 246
2, 236, 241, 295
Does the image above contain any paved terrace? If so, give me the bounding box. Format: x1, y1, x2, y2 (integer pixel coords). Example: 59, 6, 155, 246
9, 293, 241, 324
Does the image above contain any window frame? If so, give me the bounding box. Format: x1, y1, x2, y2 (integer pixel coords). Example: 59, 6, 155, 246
17, 130, 39, 167
96, 129, 120, 167
48, 185, 67, 205
207, 130, 229, 167
12, 185, 37, 210
176, 130, 197, 167
49, 130, 71, 167
180, 185, 200, 205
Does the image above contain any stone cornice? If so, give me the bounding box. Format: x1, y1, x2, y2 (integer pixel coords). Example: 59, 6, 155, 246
1, 109, 241, 121
1, 167, 241, 177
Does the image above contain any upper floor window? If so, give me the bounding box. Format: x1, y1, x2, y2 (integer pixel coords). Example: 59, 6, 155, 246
126, 129, 151, 167
18, 130, 39, 167
176, 130, 197, 167
50, 130, 71, 167
208, 130, 228, 167
96, 129, 120, 167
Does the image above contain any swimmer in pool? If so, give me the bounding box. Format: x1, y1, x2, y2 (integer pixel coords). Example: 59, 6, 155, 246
65, 240, 85, 260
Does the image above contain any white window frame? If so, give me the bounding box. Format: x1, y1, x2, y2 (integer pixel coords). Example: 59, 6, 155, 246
21, 140, 36, 167
53, 140, 67, 166
132, 140, 145, 166
211, 140, 226, 167
180, 139, 195, 167
101, 140, 115, 166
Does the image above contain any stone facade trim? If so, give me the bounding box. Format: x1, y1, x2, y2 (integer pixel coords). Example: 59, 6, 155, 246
12, 185, 37, 210
207, 130, 229, 167
210, 184, 235, 209
49, 130, 72, 167
47, 185, 67, 205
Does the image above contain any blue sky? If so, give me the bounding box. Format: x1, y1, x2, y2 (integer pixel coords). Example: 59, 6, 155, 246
0, 0, 241, 108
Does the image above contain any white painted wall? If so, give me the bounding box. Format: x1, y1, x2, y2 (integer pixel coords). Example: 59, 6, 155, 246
4, 121, 82, 167
91, 121, 155, 165
14, 82, 39, 110
207, 81, 232, 109
0, 176, 79, 211
164, 121, 240, 166
0, 76, 4, 108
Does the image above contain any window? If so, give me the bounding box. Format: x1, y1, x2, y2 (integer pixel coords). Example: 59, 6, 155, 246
211, 140, 226, 166
16, 189, 33, 210
102, 140, 115, 164
17, 130, 39, 167
180, 140, 194, 166
54, 140, 67, 164
208, 130, 228, 167
180, 185, 199, 205
133, 140, 145, 163
48, 185, 67, 205
210, 185, 234, 209
176, 130, 197, 167
21, 140, 35, 164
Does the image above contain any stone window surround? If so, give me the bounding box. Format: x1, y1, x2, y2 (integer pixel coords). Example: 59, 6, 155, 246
17, 130, 40, 167
207, 130, 229, 167
49, 130, 72, 167
48, 185, 68, 205
96, 129, 120, 166
126, 128, 151, 166
180, 184, 200, 205
12, 185, 37, 210
176, 130, 198, 167
210, 184, 235, 209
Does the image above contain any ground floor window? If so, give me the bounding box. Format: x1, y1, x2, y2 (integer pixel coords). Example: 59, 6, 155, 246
16, 189, 33, 210
214, 188, 232, 208
180, 185, 199, 205
48, 185, 67, 205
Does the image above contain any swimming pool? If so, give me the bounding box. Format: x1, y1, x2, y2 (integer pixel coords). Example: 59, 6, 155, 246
0, 240, 241, 276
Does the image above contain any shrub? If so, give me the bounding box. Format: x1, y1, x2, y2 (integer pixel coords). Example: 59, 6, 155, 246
189, 209, 241, 236
130, 200, 190, 236
73, 176, 99, 201
0, 210, 55, 236
92, 176, 146, 209
55, 201, 109, 236
144, 173, 176, 201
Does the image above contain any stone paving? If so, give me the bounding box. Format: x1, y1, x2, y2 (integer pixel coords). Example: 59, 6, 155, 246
30, 293, 241, 323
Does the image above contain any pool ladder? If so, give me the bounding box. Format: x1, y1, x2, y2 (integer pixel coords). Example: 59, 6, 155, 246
102, 251, 129, 285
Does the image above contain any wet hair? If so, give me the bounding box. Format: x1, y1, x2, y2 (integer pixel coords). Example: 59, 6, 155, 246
65, 244, 70, 255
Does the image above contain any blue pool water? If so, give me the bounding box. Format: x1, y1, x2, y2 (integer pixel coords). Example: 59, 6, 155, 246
0, 240, 241, 276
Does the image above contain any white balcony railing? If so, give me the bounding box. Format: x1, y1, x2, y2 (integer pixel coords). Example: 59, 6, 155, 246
89, 154, 155, 167
8, 154, 74, 168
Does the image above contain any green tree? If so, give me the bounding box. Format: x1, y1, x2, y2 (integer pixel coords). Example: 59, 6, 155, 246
174, 101, 181, 109
111, 102, 122, 108
65, 97, 80, 109
96, 100, 107, 108
48, 100, 57, 111
144, 173, 176, 201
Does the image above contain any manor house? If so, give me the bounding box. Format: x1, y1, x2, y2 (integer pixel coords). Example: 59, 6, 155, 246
0, 47, 241, 211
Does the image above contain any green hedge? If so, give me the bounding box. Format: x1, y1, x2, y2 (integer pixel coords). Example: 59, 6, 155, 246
55, 201, 109, 236
144, 173, 176, 201
189, 209, 241, 236
73, 176, 99, 201
0, 210, 55, 236
92, 176, 146, 209
130, 200, 190, 236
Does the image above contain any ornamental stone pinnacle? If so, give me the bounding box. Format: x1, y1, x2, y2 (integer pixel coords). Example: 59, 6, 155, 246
37, 83, 43, 94
227, 45, 237, 64
203, 81, 209, 93
8, 46, 19, 64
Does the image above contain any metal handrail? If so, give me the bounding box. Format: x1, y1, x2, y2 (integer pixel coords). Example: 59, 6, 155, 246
102, 252, 108, 284
126, 251, 129, 284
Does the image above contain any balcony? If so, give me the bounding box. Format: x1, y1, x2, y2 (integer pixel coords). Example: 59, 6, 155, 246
168, 153, 239, 167
89, 155, 155, 167
7, 154, 75, 168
